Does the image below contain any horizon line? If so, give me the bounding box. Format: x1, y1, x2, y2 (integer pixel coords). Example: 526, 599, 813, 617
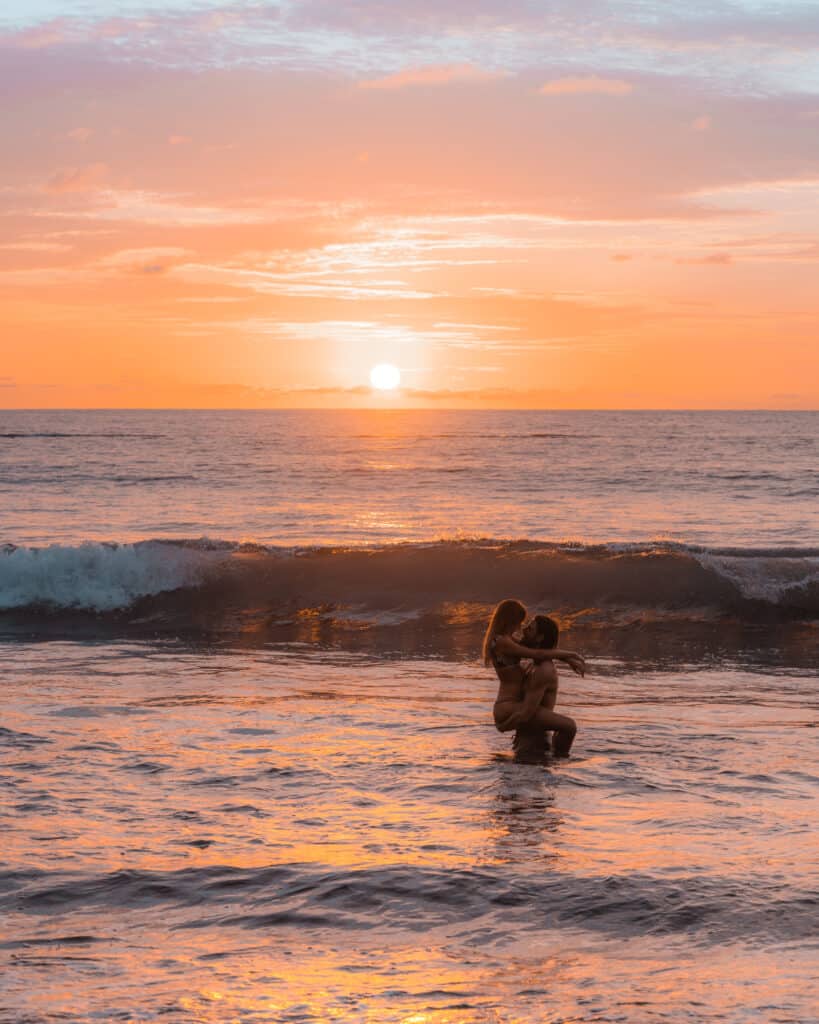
1, 406, 817, 414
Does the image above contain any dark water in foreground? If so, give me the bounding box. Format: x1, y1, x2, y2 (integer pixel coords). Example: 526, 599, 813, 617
2, 641, 817, 1023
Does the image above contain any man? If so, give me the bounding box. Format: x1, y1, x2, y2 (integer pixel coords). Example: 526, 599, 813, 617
510, 615, 579, 759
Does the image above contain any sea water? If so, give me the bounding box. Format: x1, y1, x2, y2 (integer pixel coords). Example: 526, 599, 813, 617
1, 410, 818, 1022
2, 409, 818, 549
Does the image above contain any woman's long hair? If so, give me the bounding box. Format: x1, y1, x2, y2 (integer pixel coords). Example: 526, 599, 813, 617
483, 599, 526, 666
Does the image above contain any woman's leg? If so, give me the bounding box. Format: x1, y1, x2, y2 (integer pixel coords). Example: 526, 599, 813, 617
493, 700, 522, 733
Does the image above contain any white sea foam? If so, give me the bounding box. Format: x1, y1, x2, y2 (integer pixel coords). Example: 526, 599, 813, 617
0, 542, 215, 611
694, 551, 819, 604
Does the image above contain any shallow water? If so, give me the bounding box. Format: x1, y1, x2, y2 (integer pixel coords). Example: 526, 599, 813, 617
2, 641, 817, 1022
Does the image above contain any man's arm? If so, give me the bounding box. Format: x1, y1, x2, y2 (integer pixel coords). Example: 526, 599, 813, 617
495, 636, 585, 675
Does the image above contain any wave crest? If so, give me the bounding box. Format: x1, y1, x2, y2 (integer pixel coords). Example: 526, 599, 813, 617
1, 539, 817, 630
0, 541, 215, 612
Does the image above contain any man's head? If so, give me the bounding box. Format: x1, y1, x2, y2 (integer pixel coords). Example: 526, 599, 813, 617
523, 614, 560, 649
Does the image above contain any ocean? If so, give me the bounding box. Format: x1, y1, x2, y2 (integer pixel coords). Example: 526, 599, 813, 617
1, 409, 818, 1023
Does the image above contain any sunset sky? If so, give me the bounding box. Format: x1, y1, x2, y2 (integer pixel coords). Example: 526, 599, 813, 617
2, 0, 818, 408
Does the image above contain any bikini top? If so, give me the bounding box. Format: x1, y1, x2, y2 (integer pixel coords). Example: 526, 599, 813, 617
490, 635, 521, 669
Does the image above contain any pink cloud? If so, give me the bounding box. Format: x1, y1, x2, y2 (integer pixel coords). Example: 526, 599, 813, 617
359, 63, 507, 90
6, 21, 70, 50
539, 76, 634, 96
168, 135, 193, 146
46, 162, 109, 194
2, 40, 817, 227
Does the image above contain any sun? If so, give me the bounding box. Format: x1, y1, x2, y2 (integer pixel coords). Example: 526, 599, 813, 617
370, 363, 401, 391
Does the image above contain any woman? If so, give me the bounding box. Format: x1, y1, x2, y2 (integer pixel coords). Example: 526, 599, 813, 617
484, 599, 584, 757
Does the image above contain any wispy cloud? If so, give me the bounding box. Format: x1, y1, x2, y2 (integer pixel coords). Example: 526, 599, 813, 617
46, 163, 109, 194
98, 246, 191, 273
242, 318, 526, 351
6, 20, 70, 50
0, 240, 72, 252
539, 76, 633, 96
173, 263, 437, 301
359, 63, 507, 90
675, 252, 733, 265
169, 222, 526, 302
32, 189, 342, 228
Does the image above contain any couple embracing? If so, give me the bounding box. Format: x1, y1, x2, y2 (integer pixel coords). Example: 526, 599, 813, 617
484, 599, 586, 760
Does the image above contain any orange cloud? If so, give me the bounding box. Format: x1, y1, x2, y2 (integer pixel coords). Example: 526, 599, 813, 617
359, 63, 507, 90
539, 76, 634, 96
99, 246, 190, 274
675, 252, 733, 265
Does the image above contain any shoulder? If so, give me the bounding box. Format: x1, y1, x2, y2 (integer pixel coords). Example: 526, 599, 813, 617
540, 659, 558, 679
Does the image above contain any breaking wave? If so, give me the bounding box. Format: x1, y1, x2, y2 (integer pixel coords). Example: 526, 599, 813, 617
0, 540, 215, 613
1, 539, 818, 635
